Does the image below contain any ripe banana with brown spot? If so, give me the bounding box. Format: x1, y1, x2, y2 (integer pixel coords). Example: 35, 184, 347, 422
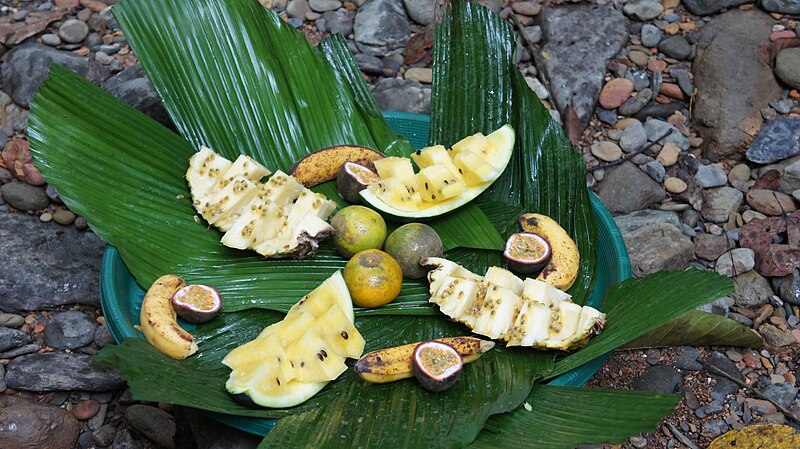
518, 213, 580, 291
354, 336, 494, 384
289, 145, 385, 187
140, 274, 199, 359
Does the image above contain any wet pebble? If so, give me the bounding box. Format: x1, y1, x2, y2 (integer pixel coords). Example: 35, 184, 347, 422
73, 399, 101, 420
44, 311, 97, 350
58, 19, 90, 44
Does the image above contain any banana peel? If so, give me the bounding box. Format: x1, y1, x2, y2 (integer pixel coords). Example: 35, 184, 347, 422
354, 336, 494, 384
139, 274, 199, 359
519, 213, 580, 291
289, 145, 385, 187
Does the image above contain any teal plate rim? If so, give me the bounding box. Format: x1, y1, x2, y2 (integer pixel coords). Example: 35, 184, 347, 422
99, 110, 631, 437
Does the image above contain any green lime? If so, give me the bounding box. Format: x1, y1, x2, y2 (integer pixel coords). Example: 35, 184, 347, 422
384, 223, 443, 279
330, 206, 387, 258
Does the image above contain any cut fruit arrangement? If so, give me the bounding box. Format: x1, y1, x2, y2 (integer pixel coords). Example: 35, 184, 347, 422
223, 271, 365, 408
186, 147, 337, 258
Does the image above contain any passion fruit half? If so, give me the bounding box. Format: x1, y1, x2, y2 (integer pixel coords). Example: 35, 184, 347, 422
503, 232, 552, 275
412, 340, 463, 393
171, 284, 222, 324
337, 162, 381, 204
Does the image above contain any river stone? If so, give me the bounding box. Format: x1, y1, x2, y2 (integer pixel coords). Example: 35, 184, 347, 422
58, 19, 89, 44
701, 186, 743, 223
112, 428, 143, 449
125, 405, 176, 449
771, 269, 800, 305
103, 65, 170, 125
590, 141, 622, 162
632, 365, 682, 393
0, 213, 104, 313
695, 164, 727, 188
693, 10, 782, 161
683, 0, 752, 15
597, 162, 666, 215
619, 119, 647, 152
0, 327, 32, 353
0, 182, 49, 211
614, 209, 680, 234
732, 270, 774, 307
745, 189, 797, 216
643, 119, 689, 150
705, 351, 744, 395
762, 383, 798, 408
320, 10, 353, 35
44, 311, 97, 350
403, 0, 434, 25
1, 43, 108, 107
621, 222, 694, 277
623, 0, 663, 21
746, 117, 800, 164
762, 0, 800, 14
539, 5, 627, 131
371, 78, 430, 114
694, 233, 736, 261
618, 88, 652, 116
0, 397, 80, 449
641, 24, 662, 47
775, 48, 800, 90
715, 248, 756, 277
354, 0, 410, 56
658, 35, 692, 60
5, 352, 123, 391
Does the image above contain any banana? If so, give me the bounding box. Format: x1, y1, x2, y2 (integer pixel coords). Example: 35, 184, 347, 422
139, 274, 199, 359
354, 336, 494, 384
289, 145, 385, 187
518, 213, 580, 291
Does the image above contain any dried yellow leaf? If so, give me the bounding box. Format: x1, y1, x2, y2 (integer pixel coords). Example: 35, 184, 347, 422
709, 424, 799, 449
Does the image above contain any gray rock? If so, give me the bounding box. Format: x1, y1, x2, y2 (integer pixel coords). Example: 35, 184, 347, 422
623, 0, 664, 21
58, 19, 89, 44
702, 419, 729, 438
0, 168, 14, 185
0, 397, 81, 449
354, 53, 384, 75
658, 35, 692, 60
403, 0, 434, 25
642, 160, 665, 183
522, 25, 542, 45
762, 383, 798, 408
697, 297, 732, 317
771, 269, 800, 305
621, 222, 694, 277
286, 0, 310, 18
693, 10, 782, 161
0, 213, 105, 313
596, 108, 617, 125
2, 344, 40, 359
5, 352, 124, 392
627, 70, 650, 91
1, 43, 109, 107
94, 324, 115, 348
44, 311, 97, 350
675, 346, 703, 371
0, 327, 32, 353
732, 270, 774, 307
696, 399, 725, 418
371, 78, 430, 114
705, 351, 744, 396
113, 428, 143, 449
598, 162, 666, 215
539, 5, 627, 131
0, 312, 24, 328
761, 0, 800, 14
729, 312, 754, 327
641, 24, 663, 47
125, 405, 176, 449
632, 365, 682, 393
354, 0, 410, 56
683, 0, 752, 15
634, 102, 685, 121
320, 10, 353, 36
694, 233, 735, 260
701, 186, 743, 223
41, 33, 61, 47
93, 425, 117, 447
0, 183, 49, 211
103, 65, 170, 125
618, 88, 652, 116
643, 119, 689, 150
308, 0, 340, 11
715, 248, 755, 277
694, 164, 727, 188
672, 69, 695, 97
746, 117, 800, 164
614, 209, 680, 234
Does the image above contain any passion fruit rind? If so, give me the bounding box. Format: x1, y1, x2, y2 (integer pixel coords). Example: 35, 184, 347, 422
411, 340, 463, 393
503, 232, 552, 275
171, 284, 222, 324
337, 162, 381, 204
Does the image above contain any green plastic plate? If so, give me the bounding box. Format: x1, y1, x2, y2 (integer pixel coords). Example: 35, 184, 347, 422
100, 111, 630, 436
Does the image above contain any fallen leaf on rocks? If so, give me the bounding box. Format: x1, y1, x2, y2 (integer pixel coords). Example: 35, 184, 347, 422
403, 25, 434, 66
740, 212, 800, 277
564, 103, 580, 146
0, 10, 66, 45
709, 424, 800, 448
753, 169, 782, 191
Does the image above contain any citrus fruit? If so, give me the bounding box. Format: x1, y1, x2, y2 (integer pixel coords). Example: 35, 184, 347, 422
330, 206, 387, 258
342, 249, 403, 308
384, 223, 443, 279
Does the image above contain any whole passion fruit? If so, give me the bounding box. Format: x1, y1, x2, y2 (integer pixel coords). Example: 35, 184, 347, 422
342, 249, 403, 308
337, 162, 381, 204
384, 223, 443, 279
171, 284, 222, 323
412, 340, 463, 392
330, 205, 387, 258
503, 232, 552, 275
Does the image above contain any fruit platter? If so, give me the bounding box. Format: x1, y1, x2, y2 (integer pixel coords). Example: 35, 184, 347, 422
27, 0, 734, 446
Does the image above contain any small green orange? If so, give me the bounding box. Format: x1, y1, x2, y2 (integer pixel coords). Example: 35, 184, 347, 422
330, 206, 387, 258
342, 249, 403, 308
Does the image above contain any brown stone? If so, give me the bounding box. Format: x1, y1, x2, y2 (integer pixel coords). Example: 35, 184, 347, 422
694, 233, 736, 260
79, 0, 108, 12
648, 58, 668, 72
599, 78, 634, 109
0, 398, 80, 449
745, 189, 797, 216
659, 82, 685, 100
72, 399, 100, 420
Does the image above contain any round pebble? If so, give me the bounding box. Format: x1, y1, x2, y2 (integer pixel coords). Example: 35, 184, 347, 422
656, 142, 679, 166
599, 78, 635, 110
590, 141, 623, 162
74, 216, 89, 231
52, 209, 76, 225
40, 212, 53, 222
73, 399, 101, 420
664, 177, 687, 194
58, 19, 90, 44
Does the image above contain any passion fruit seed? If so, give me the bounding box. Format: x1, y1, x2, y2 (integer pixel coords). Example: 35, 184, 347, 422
342, 249, 403, 308
503, 232, 552, 275
330, 206, 387, 259
384, 223, 443, 279
171, 284, 222, 324
412, 341, 463, 393
337, 162, 381, 204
